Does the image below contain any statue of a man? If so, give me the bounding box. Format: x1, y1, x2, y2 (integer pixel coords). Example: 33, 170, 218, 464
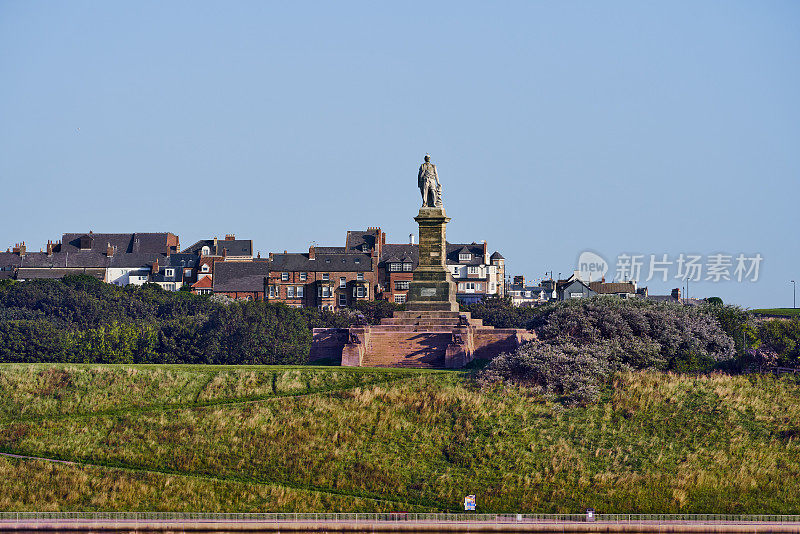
418, 154, 442, 208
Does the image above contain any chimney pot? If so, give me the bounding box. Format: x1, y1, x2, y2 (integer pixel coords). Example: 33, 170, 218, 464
225, 234, 235, 241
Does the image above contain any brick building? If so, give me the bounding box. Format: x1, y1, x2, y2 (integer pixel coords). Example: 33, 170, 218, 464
267, 246, 375, 310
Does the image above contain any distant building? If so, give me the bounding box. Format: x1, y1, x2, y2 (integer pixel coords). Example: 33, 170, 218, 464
212, 260, 270, 301
507, 275, 550, 307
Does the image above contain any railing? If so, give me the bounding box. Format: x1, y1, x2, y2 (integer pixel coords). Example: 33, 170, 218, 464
1, 512, 800, 523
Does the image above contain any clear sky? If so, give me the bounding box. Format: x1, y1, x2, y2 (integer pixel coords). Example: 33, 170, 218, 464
1, 1, 798, 308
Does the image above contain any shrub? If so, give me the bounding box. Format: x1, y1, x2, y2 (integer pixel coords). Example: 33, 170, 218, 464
480, 297, 737, 403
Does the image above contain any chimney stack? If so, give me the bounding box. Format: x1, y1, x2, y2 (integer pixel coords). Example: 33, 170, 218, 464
106, 243, 114, 257
482, 240, 488, 265
151, 258, 159, 274
213, 237, 218, 253
13, 242, 26, 257
268, 252, 274, 261
225, 234, 235, 241
409, 234, 415, 245
46, 240, 54, 256
222, 248, 227, 260
671, 288, 681, 300
309, 245, 315, 260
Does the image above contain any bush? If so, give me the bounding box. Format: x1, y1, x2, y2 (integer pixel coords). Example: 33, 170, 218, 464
480, 297, 737, 404
0, 278, 356, 365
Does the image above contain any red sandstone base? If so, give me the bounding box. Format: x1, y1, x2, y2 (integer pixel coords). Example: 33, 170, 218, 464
311, 311, 535, 369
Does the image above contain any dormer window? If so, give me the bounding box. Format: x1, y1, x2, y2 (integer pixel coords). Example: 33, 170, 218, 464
201, 246, 210, 256
389, 263, 402, 272
165, 268, 174, 277
201, 264, 210, 273
403, 262, 412, 272
459, 253, 471, 262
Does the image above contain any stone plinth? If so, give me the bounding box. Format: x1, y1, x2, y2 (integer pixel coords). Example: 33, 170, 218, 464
406, 207, 458, 312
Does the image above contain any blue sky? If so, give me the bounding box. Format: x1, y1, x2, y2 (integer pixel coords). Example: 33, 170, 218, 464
1, 1, 798, 307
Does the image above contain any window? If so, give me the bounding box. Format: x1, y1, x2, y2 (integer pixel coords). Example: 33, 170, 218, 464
477, 283, 483, 291
490, 283, 496, 292
459, 253, 471, 261
357, 272, 364, 281
299, 272, 307, 281
467, 266, 479, 274
461, 282, 477, 291
395, 281, 409, 290
339, 294, 347, 307
318, 285, 331, 298
281, 272, 289, 281
322, 273, 329, 280
184, 268, 192, 277
353, 286, 367, 298
287, 286, 295, 298
354, 258, 360, 264
296, 286, 303, 298
165, 268, 174, 277
201, 246, 210, 256
340, 277, 346, 288
269, 286, 279, 298
570, 292, 583, 298
394, 294, 406, 304
403, 263, 412, 271
201, 264, 210, 273
389, 263, 402, 272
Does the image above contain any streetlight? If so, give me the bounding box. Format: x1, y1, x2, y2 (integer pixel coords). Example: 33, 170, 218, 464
792, 280, 796, 309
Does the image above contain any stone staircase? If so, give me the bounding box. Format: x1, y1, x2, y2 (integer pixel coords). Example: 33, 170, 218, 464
315, 310, 534, 369
361, 332, 451, 368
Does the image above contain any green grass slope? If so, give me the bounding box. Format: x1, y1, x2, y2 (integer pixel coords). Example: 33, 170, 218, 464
1, 364, 799, 513
752, 308, 800, 318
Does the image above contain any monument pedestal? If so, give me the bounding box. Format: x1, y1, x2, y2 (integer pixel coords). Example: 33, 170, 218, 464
405, 207, 458, 312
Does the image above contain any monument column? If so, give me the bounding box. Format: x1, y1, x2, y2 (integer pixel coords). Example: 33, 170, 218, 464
406, 155, 459, 312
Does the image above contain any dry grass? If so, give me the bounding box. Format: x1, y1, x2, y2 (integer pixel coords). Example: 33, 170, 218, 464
0, 455, 422, 512
2, 366, 799, 513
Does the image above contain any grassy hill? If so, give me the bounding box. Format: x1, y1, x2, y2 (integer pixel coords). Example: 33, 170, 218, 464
1, 364, 800, 514
752, 308, 800, 318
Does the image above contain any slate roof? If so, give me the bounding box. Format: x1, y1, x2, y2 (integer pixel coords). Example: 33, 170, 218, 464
15, 268, 105, 280
490, 251, 504, 260
380, 244, 419, 268
270, 253, 373, 272
213, 261, 270, 292
158, 254, 199, 269
60, 233, 175, 254
314, 246, 347, 254
510, 284, 548, 294
446, 243, 486, 266
0, 252, 22, 269
7, 251, 164, 270
379, 243, 496, 267
181, 239, 253, 257
345, 230, 378, 253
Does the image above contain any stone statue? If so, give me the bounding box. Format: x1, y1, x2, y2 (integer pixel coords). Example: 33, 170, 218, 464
418, 154, 443, 208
